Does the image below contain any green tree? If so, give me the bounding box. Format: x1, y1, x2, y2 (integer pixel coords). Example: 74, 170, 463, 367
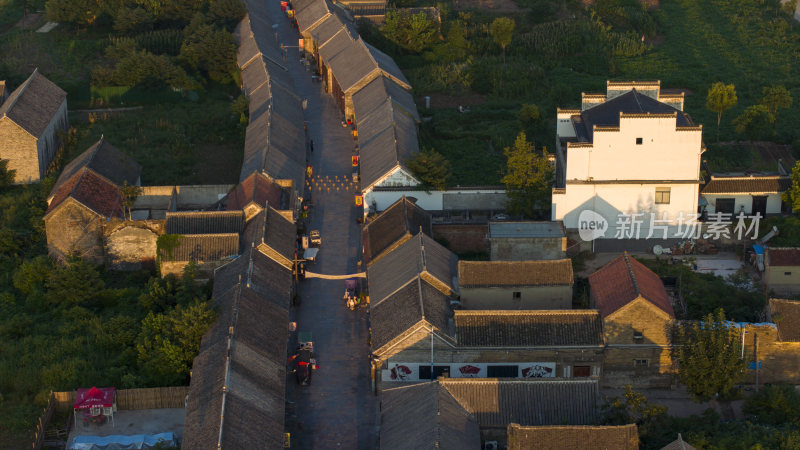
516, 104, 540, 129
502, 132, 554, 219
207, 0, 246, 27
45, 0, 104, 26
743, 384, 800, 426
733, 104, 774, 140
0, 159, 16, 188
405, 148, 451, 191
120, 181, 142, 220
705, 82, 737, 142
601, 385, 667, 441
760, 85, 792, 122
489, 17, 515, 64
136, 300, 216, 385
382, 10, 439, 53
13, 256, 52, 296
674, 308, 745, 403
179, 13, 237, 83
45, 260, 105, 306
113, 7, 154, 33
782, 161, 800, 213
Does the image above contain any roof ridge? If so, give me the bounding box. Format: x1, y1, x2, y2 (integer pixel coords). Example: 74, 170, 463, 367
622, 252, 641, 297
1, 68, 37, 116
455, 309, 599, 316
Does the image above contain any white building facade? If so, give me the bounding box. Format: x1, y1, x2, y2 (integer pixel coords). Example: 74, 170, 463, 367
552, 81, 704, 240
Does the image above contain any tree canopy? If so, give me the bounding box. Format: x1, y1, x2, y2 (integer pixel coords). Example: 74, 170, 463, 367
733, 104, 774, 140
489, 17, 515, 64
502, 132, 554, 219
760, 85, 792, 120
782, 161, 800, 214
382, 10, 439, 53
705, 82, 737, 141
674, 308, 745, 403
405, 148, 451, 191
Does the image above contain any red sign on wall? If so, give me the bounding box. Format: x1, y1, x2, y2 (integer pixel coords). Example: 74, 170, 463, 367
352, 155, 359, 167
355, 195, 363, 207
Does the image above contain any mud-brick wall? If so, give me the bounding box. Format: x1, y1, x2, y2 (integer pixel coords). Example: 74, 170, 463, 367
433, 224, 488, 254
105, 222, 161, 270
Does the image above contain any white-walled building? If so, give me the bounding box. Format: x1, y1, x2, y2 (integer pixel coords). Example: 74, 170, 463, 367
553, 81, 703, 242
701, 174, 790, 216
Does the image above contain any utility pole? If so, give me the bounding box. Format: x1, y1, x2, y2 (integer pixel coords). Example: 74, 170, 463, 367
430, 324, 434, 381
754, 332, 759, 392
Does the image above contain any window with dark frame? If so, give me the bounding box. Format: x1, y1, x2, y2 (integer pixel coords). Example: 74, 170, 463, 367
487, 365, 519, 377
513, 291, 521, 299
419, 365, 450, 380
636, 137, 643, 145
785, 272, 792, 276
633, 331, 643, 342
573, 366, 591, 377
634, 359, 649, 367
655, 187, 671, 204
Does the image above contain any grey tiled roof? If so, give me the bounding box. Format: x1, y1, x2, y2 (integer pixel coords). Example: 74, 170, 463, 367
362, 196, 431, 265
380, 382, 481, 450
183, 247, 291, 449
363, 42, 410, 88
576, 89, 692, 142
52, 138, 141, 199
367, 232, 456, 306
352, 75, 418, 122
701, 176, 791, 194
319, 30, 372, 93
769, 298, 800, 342
234, 15, 261, 69
294, 0, 332, 33
308, 12, 348, 47
357, 91, 419, 190
440, 378, 599, 427
161, 233, 240, 262
243, 207, 297, 268
0, 69, 66, 137
164, 211, 245, 235
507, 424, 639, 450
454, 310, 604, 347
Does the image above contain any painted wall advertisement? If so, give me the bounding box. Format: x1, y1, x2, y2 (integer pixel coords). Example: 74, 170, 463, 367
383, 362, 556, 382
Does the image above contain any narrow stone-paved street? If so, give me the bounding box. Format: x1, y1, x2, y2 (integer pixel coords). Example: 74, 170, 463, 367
260, 3, 379, 448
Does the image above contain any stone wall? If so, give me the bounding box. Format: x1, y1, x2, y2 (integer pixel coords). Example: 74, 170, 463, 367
741, 324, 800, 385
105, 223, 160, 270
460, 285, 572, 310
0, 117, 39, 183
433, 224, 487, 254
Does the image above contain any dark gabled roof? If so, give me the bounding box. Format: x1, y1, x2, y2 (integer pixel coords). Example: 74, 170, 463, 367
701, 176, 790, 194
769, 298, 800, 342
369, 278, 452, 352
45, 169, 123, 219
240, 86, 306, 189
319, 30, 374, 93
161, 234, 240, 262
576, 89, 692, 142
294, 0, 332, 33
766, 247, 800, 267
363, 41, 410, 87
227, 172, 289, 212
352, 75, 418, 122
362, 196, 431, 265
440, 379, 599, 427
454, 310, 604, 347
164, 211, 245, 235
367, 232, 456, 305
589, 252, 674, 319
660, 434, 698, 450
0, 69, 66, 137
380, 382, 481, 450
243, 0, 286, 64
51, 138, 141, 200
183, 247, 291, 449
458, 260, 574, 288
507, 423, 639, 450
240, 207, 296, 269
308, 11, 349, 47
234, 15, 261, 69
356, 92, 419, 190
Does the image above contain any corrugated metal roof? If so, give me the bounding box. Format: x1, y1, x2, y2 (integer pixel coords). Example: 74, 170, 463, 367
489, 221, 566, 238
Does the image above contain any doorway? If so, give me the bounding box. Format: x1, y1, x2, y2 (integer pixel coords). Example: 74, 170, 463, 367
752, 196, 767, 216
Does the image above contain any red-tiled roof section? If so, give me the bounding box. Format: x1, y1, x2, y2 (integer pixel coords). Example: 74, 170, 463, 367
46, 169, 122, 218
589, 253, 673, 318
227, 172, 282, 211
768, 248, 800, 266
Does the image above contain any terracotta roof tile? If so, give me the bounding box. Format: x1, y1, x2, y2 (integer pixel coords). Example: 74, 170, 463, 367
507, 423, 639, 450
45, 169, 123, 218
454, 310, 603, 347
51, 138, 141, 200
767, 247, 800, 266
702, 176, 790, 194
589, 252, 673, 318
458, 260, 573, 287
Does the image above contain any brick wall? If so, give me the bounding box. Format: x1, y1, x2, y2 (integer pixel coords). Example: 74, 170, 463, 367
741, 324, 800, 385
105, 224, 159, 270
490, 236, 567, 261
433, 224, 488, 254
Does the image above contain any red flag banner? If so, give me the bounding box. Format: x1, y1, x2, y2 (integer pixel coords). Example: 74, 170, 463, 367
352, 155, 359, 167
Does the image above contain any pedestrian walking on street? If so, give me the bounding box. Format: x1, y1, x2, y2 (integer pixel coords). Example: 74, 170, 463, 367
310, 140, 314, 152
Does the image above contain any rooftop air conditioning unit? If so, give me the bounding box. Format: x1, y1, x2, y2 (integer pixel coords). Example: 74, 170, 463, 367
484, 441, 498, 450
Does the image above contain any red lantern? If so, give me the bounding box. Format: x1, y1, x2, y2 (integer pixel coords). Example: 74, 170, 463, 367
352, 155, 359, 167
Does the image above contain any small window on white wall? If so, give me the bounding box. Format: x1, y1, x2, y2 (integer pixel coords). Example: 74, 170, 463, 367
636, 137, 643, 145
655, 187, 671, 204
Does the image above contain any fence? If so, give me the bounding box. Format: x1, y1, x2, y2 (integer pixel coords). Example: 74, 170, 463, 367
33, 386, 190, 449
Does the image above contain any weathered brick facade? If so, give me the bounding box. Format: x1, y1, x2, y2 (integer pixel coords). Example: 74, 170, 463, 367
44, 199, 105, 264
432, 224, 488, 254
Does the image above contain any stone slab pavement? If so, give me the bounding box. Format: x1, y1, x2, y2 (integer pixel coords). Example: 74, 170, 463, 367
261, 3, 379, 448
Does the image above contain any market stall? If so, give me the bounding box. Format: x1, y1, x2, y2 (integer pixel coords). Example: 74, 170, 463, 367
74, 387, 117, 428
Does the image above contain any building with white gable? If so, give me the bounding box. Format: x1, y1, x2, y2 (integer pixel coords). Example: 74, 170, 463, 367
552, 81, 704, 245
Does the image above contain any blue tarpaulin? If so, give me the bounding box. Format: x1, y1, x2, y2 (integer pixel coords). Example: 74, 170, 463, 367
69, 432, 175, 450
